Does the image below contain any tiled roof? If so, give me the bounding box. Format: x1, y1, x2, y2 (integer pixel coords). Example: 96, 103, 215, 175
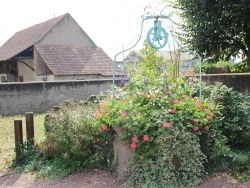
0, 14, 67, 61
36, 44, 118, 76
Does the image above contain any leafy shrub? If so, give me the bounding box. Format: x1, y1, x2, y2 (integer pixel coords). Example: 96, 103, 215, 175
123, 127, 206, 188
12, 99, 115, 178
197, 82, 250, 176
230, 61, 249, 73
95, 43, 218, 187
42, 99, 115, 176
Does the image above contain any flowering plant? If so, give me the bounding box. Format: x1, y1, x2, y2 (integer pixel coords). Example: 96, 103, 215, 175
94, 43, 219, 187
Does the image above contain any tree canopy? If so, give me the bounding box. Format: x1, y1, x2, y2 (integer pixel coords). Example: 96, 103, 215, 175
175, 0, 250, 68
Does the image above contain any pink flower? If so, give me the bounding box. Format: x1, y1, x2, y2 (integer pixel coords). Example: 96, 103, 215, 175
120, 112, 126, 117
193, 126, 199, 131
195, 100, 203, 109
166, 90, 171, 95
182, 94, 187, 99
96, 138, 100, 142
163, 122, 171, 128
206, 115, 212, 120
193, 119, 199, 124
143, 135, 150, 142
102, 124, 108, 130
169, 109, 175, 114
131, 136, 139, 142
172, 100, 180, 105
121, 98, 125, 103
140, 93, 147, 98
130, 143, 137, 149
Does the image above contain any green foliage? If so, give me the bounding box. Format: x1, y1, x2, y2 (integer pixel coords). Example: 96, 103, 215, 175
0, 113, 45, 171
195, 60, 249, 74
12, 99, 115, 178
198, 82, 250, 177
42, 100, 115, 176
12, 140, 44, 171
95, 43, 217, 187
123, 127, 206, 188
175, 0, 250, 68
230, 61, 249, 73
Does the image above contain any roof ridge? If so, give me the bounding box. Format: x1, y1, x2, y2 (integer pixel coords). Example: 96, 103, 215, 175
14, 13, 68, 36
0, 13, 69, 61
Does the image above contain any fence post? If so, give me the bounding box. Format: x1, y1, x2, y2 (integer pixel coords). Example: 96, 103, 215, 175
14, 120, 23, 158
26, 112, 34, 146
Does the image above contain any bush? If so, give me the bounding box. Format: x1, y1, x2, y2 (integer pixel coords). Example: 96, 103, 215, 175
95, 43, 218, 187
42, 99, 115, 176
12, 99, 115, 178
199, 82, 250, 176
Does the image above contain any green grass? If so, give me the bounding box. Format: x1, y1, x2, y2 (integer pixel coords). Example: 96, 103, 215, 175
0, 113, 46, 172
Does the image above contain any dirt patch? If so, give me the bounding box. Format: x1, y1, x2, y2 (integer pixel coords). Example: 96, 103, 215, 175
1, 170, 250, 188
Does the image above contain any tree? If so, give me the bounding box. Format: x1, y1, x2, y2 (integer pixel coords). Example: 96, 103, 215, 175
175, 0, 250, 69
124, 50, 142, 63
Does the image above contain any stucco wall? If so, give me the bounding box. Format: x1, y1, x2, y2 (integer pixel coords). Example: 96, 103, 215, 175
200, 73, 250, 95
17, 59, 35, 82
0, 79, 113, 116
39, 14, 96, 47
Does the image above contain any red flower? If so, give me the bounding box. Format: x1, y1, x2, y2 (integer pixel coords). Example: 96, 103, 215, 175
172, 100, 180, 105
102, 124, 108, 130
96, 138, 100, 142
166, 90, 171, 95
206, 115, 212, 120
193, 119, 199, 124
169, 109, 175, 114
143, 135, 150, 142
163, 122, 171, 128
193, 126, 199, 131
130, 143, 137, 149
131, 136, 139, 142
120, 112, 126, 117
195, 100, 203, 109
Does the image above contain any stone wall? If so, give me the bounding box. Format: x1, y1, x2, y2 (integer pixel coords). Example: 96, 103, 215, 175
0, 79, 114, 116
1, 73, 250, 116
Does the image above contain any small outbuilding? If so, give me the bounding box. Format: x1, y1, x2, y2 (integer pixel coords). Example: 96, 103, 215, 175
0, 13, 117, 82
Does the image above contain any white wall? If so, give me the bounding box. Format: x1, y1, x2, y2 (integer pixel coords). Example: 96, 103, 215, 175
39, 14, 97, 47
17, 59, 35, 82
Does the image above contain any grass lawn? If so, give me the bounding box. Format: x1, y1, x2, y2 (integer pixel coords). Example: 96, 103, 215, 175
0, 113, 46, 172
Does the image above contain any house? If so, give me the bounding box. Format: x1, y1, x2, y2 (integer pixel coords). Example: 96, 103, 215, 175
0, 13, 117, 82
124, 50, 196, 74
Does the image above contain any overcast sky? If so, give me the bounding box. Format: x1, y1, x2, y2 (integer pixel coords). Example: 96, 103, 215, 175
0, 0, 168, 60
